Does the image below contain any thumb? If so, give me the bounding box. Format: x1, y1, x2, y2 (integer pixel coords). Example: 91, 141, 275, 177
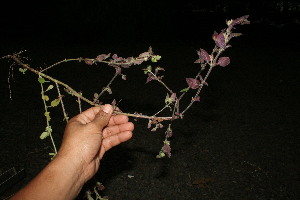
92, 104, 113, 129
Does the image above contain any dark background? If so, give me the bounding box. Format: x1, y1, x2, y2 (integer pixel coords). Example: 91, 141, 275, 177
0, 0, 299, 199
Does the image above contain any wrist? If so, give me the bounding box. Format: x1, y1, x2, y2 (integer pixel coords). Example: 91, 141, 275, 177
46, 153, 86, 198
53, 152, 86, 185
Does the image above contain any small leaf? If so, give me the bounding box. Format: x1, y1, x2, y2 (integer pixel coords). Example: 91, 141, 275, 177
197, 49, 210, 63
45, 85, 54, 92
51, 99, 60, 107
44, 112, 51, 121
156, 151, 165, 158
84, 59, 94, 65
40, 131, 50, 139
45, 126, 52, 133
19, 68, 27, 74
215, 32, 226, 48
217, 57, 230, 67
186, 78, 200, 89
162, 143, 171, 158
193, 96, 201, 102
180, 87, 189, 92
95, 53, 110, 62
146, 73, 156, 83
42, 95, 49, 101
151, 55, 161, 62
38, 77, 46, 84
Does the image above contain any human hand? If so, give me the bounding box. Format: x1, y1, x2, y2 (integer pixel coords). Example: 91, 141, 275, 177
57, 104, 134, 183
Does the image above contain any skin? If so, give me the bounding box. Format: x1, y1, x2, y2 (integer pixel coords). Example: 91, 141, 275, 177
11, 104, 134, 200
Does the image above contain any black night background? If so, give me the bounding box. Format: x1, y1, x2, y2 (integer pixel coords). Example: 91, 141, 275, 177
0, 0, 299, 199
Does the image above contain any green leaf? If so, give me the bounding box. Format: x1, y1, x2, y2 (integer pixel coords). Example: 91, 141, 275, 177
180, 87, 189, 93
19, 68, 27, 74
165, 93, 174, 104
40, 131, 50, 139
44, 112, 51, 121
51, 99, 60, 107
151, 55, 161, 62
156, 151, 165, 158
45, 126, 52, 133
45, 85, 54, 92
42, 95, 49, 101
38, 77, 46, 84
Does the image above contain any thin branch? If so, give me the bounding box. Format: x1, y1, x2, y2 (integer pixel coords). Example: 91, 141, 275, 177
9, 54, 97, 106
55, 82, 69, 122
93, 72, 119, 103
40, 58, 80, 72
148, 71, 173, 94
40, 82, 57, 154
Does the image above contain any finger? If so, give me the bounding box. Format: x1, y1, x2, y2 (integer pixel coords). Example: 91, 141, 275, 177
70, 107, 101, 124
92, 104, 113, 129
107, 115, 129, 126
99, 131, 133, 159
102, 122, 134, 138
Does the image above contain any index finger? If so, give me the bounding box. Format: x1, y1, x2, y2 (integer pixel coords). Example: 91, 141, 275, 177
107, 114, 129, 126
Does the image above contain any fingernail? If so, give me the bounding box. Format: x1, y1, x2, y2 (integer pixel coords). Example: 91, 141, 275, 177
102, 104, 111, 114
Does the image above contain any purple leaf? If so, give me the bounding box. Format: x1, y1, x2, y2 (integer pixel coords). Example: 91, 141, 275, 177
170, 93, 176, 101
216, 33, 226, 49
166, 128, 173, 138
115, 67, 121, 74
146, 73, 156, 83
162, 144, 171, 158
186, 78, 200, 89
121, 63, 130, 68
233, 15, 250, 26
194, 59, 201, 63
112, 54, 118, 60
197, 49, 210, 63
95, 53, 110, 62
217, 57, 230, 67
84, 59, 94, 65
193, 96, 200, 102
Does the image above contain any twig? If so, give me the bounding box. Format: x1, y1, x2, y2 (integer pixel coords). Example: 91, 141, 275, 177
55, 82, 69, 122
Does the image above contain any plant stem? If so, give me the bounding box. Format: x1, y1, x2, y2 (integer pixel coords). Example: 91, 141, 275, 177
149, 71, 173, 94
40, 58, 80, 72
9, 54, 97, 106
55, 82, 69, 122
93, 72, 119, 103
40, 82, 57, 154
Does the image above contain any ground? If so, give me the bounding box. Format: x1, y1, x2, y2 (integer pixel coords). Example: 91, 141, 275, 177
0, 22, 299, 200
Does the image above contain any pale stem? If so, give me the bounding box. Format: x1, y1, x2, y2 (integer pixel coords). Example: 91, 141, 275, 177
55, 82, 69, 123
40, 82, 57, 154
78, 95, 82, 113
153, 102, 173, 116
149, 71, 173, 94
